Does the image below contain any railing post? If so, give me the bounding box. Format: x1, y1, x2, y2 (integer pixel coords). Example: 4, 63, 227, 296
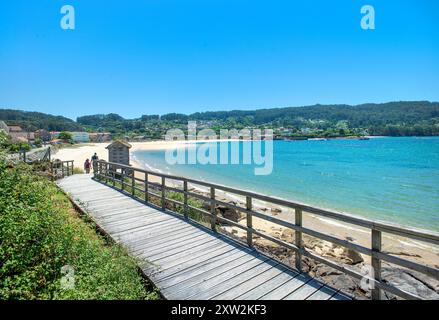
183, 180, 188, 219
246, 196, 253, 247
112, 166, 115, 186
131, 170, 135, 196
210, 187, 216, 231
371, 229, 382, 300
295, 208, 303, 272
121, 169, 125, 191
144, 172, 149, 202
161, 176, 166, 210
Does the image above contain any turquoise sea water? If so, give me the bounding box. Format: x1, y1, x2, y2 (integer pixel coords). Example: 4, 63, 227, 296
133, 137, 439, 231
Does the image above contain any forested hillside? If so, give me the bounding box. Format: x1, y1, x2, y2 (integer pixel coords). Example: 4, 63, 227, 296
0, 109, 83, 131
76, 101, 439, 137
2, 101, 438, 137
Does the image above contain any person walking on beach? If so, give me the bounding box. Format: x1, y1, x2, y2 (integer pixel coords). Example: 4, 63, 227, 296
84, 159, 91, 174
91, 153, 99, 173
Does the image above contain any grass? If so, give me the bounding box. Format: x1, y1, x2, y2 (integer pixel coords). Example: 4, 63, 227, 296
73, 167, 85, 174
0, 161, 160, 300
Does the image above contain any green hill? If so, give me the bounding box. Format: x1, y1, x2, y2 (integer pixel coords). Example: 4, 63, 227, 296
2, 101, 439, 137
0, 109, 83, 132
77, 101, 439, 137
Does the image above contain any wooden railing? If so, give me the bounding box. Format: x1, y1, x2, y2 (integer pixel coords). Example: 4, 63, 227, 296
94, 160, 439, 300
7, 146, 51, 164
51, 160, 74, 180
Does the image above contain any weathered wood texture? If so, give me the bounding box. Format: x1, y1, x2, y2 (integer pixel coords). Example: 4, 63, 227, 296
58, 174, 350, 300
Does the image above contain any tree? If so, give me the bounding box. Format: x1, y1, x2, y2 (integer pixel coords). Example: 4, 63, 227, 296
58, 131, 73, 142
34, 138, 43, 148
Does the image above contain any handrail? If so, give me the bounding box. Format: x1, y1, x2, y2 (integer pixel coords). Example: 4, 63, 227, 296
94, 159, 439, 300
51, 160, 74, 180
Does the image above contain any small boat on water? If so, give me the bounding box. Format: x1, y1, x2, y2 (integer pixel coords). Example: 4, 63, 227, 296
358, 136, 370, 140
308, 138, 327, 141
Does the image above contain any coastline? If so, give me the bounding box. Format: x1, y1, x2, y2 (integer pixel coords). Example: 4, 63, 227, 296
54, 141, 439, 270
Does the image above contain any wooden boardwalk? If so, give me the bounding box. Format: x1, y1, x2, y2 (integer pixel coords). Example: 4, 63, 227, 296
58, 174, 352, 300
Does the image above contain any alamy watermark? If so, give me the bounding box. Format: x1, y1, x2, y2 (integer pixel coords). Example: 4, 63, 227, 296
60, 265, 75, 289
164, 122, 273, 175
361, 5, 375, 30
60, 5, 75, 30
59, 4, 375, 31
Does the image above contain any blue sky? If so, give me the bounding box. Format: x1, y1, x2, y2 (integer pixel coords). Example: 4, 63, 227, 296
0, 0, 438, 120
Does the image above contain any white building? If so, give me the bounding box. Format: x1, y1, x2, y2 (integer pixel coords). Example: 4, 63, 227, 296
70, 132, 90, 143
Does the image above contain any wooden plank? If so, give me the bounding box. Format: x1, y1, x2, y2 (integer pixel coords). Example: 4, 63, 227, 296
102, 213, 173, 231
371, 229, 382, 300
129, 228, 206, 252
143, 236, 221, 263
74, 198, 144, 211
306, 286, 338, 300
158, 249, 253, 289
236, 269, 298, 300
141, 237, 232, 273
137, 233, 214, 259
283, 278, 324, 300
94, 211, 161, 225
213, 263, 288, 300
121, 221, 193, 247
130, 229, 211, 254
295, 208, 303, 271
165, 255, 268, 300
128, 225, 205, 251
151, 242, 241, 282
95, 210, 165, 225
330, 291, 353, 300
113, 219, 185, 240
76, 195, 128, 203
86, 204, 148, 215
190, 259, 279, 300
92, 206, 157, 219
181, 256, 271, 300
246, 196, 252, 247
259, 273, 313, 300
105, 215, 175, 235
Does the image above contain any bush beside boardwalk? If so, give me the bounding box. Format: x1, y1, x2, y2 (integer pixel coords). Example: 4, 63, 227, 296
0, 159, 159, 300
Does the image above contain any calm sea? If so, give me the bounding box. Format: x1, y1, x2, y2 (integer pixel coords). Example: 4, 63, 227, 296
133, 137, 439, 231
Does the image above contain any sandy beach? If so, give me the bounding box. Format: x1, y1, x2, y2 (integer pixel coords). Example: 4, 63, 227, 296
54, 142, 439, 271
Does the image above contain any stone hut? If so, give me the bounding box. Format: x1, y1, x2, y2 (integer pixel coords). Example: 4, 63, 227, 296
106, 140, 132, 166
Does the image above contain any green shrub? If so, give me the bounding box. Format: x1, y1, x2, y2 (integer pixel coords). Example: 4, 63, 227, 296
0, 162, 159, 300
73, 167, 84, 174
